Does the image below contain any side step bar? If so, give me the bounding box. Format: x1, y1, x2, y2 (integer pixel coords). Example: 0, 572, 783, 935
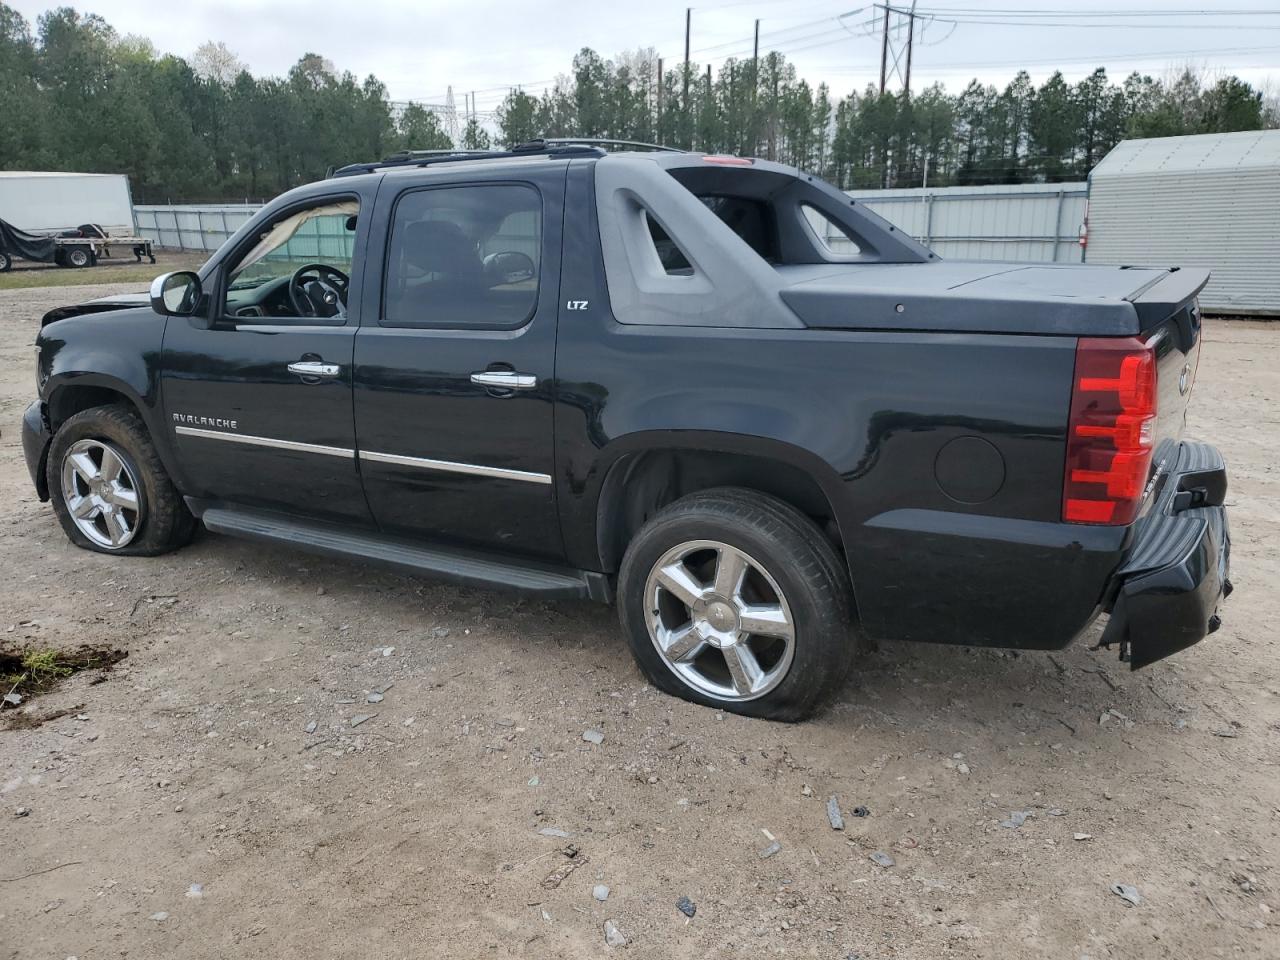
196, 504, 611, 603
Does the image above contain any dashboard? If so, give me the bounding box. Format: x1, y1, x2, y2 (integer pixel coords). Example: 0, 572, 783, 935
225, 276, 297, 319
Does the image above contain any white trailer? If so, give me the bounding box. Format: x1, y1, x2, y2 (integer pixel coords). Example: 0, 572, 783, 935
0, 171, 153, 271
0, 171, 135, 233
1084, 130, 1280, 317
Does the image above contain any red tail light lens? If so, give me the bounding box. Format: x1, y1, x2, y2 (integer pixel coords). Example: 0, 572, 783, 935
701, 155, 753, 166
1063, 336, 1157, 525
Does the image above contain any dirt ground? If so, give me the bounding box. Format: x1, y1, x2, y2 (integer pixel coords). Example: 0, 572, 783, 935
0, 281, 1276, 960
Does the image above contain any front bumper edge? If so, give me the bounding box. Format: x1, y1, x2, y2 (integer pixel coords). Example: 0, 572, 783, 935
21, 399, 52, 501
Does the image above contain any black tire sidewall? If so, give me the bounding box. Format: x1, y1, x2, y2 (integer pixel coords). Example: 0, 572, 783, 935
46, 407, 182, 556
0, 252, 11, 272
618, 498, 852, 721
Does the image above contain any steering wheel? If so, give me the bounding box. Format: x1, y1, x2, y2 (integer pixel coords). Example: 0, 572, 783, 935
288, 263, 350, 318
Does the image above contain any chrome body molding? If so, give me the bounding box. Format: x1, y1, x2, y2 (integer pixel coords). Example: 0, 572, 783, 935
174, 426, 354, 459
174, 425, 552, 484
360, 450, 552, 485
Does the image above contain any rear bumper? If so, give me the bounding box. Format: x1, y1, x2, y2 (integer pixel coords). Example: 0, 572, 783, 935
1099, 440, 1231, 669
21, 399, 51, 501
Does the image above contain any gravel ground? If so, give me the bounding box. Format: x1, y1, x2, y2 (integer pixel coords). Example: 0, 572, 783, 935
1, 282, 1277, 960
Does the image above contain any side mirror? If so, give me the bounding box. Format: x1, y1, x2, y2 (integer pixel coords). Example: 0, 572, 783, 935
482, 251, 536, 287
150, 271, 202, 317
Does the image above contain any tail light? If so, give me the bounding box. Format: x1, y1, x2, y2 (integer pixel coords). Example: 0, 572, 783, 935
1063, 336, 1157, 525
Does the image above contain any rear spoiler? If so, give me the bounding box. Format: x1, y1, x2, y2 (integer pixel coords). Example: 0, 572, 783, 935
1126, 267, 1210, 329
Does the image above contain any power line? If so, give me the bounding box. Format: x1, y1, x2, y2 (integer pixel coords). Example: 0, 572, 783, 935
919, 17, 1280, 30
914, 6, 1280, 16
817, 43, 1280, 73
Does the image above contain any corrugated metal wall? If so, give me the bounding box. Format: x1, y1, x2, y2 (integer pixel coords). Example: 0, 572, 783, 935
140, 188, 1090, 265
134, 204, 260, 252
1085, 171, 1280, 316
846, 182, 1088, 263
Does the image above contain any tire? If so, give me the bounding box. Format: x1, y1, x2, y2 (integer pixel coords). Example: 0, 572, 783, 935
65, 247, 92, 268
0, 251, 11, 272
617, 488, 856, 722
46, 404, 195, 557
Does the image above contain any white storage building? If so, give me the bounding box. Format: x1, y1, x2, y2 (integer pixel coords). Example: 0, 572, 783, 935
0, 171, 135, 235
1084, 130, 1280, 316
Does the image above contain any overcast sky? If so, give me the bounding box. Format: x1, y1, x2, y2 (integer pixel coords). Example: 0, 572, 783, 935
11, 0, 1280, 112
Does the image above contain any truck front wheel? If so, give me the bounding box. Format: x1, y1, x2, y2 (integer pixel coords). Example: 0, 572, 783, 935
0, 251, 12, 272
46, 405, 195, 556
617, 488, 856, 722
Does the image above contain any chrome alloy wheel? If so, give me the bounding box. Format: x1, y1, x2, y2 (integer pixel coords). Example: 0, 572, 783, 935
60, 439, 143, 549
643, 539, 796, 701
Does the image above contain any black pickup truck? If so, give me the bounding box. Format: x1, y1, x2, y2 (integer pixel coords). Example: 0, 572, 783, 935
21, 140, 1231, 720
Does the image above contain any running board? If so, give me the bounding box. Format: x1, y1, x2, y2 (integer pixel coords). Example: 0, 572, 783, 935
197, 505, 611, 602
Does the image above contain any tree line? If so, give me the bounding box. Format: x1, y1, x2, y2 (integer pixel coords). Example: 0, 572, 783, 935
1, 4, 1276, 205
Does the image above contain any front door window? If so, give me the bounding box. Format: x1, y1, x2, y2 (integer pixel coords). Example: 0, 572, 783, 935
224, 200, 359, 322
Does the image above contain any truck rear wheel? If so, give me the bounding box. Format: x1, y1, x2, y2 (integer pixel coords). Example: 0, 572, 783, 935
617, 488, 856, 721
64, 247, 93, 268
0, 251, 11, 272
46, 405, 195, 556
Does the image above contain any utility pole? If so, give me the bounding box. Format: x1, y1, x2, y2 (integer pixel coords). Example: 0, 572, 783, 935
683, 7, 691, 112
657, 57, 664, 137
878, 4, 889, 96
682, 7, 692, 149
904, 0, 917, 97
751, 19, 760, 156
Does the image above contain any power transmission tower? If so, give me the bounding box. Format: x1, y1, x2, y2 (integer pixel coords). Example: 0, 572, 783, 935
444, 87, 459, 145
876, 1, 922, 97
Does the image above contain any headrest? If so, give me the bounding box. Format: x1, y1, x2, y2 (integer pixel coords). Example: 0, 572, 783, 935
400, 220, 481, 279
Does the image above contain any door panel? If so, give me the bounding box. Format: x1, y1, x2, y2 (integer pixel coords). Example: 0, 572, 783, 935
353, 172, 565, 561
160, 191, 373, 526
162, 322, 368, 524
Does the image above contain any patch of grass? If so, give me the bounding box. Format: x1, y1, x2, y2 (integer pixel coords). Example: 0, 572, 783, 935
1, 644, 127, 711
21, 649, 75, 686
3, 648, 71, 700
0, 253, 207, 291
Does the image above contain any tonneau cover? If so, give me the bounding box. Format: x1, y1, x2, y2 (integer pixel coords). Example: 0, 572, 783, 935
778, 261, 1210, 336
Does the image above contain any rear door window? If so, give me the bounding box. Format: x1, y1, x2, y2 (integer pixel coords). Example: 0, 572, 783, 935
383, 184, 541, 329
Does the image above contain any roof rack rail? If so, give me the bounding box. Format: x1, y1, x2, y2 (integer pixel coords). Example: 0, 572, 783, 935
328, 136, 689, 178
516, 137, 687, 154
330, 141, 605, 178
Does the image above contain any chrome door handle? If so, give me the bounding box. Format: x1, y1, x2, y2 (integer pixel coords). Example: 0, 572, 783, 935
287, 361, 341, 378
470, 371, 537, 390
